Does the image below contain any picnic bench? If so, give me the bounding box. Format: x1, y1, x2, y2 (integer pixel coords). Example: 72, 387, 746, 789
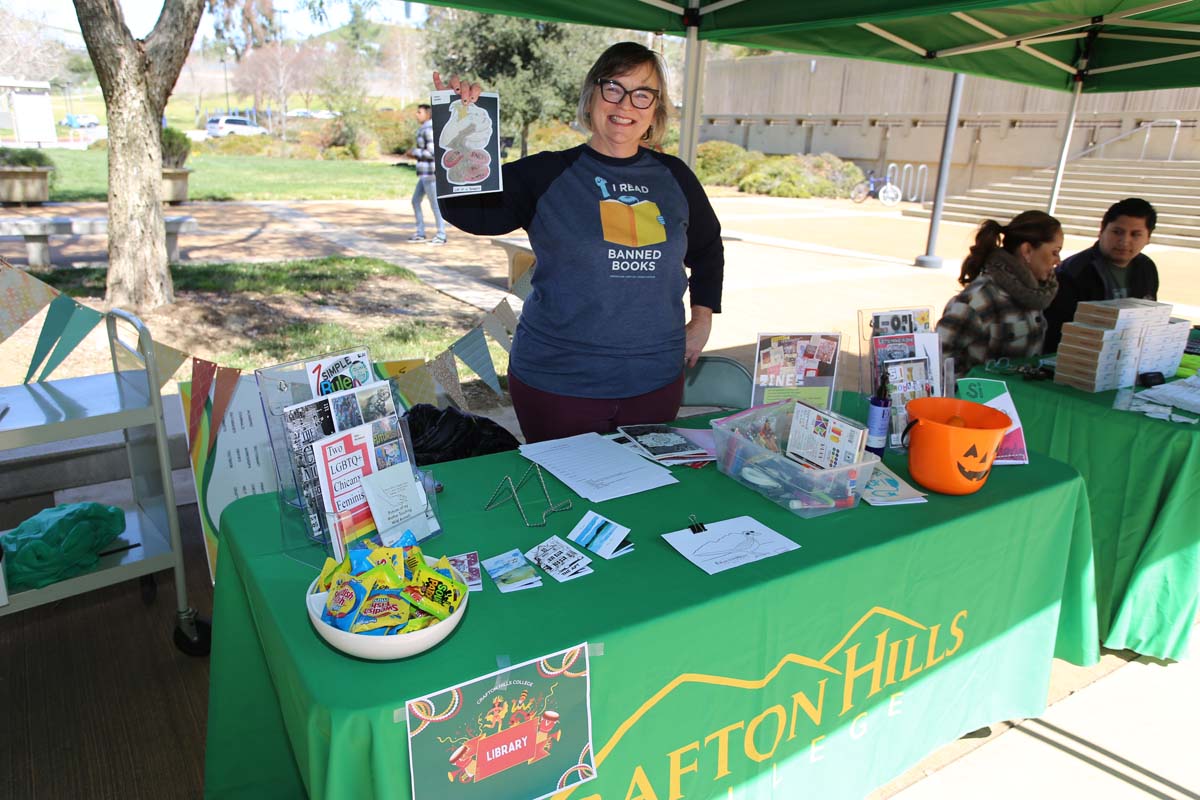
490, 237, 536, 290
0, 216, 198, 267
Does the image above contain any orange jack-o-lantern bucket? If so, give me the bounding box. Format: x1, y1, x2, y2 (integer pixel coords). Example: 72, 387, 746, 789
903, 398, 1012, 495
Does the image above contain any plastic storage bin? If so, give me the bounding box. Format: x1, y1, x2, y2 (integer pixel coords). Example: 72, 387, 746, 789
711, 400, 879, 518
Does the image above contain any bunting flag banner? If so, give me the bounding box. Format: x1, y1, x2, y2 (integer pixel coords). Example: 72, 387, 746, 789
451, 327, 502, 396
373, 358, 427, 412
0, 260, 59, 342
392, 366, 438, 408
153, 341, 191, 389
24, 294, 79, 384
207, 366, 243, 453
510, 270, 534, 305
480, 311, 512, 353
36, 302, 105, 383
428, 350, 468, 410
493, 297, 519, 334
188, 358, 218, 455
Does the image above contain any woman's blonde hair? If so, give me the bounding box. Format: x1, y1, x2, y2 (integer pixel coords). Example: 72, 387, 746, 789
577, 42, 671, 150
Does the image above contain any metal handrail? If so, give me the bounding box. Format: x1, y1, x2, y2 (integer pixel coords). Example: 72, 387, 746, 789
1071, 119, 1182, 163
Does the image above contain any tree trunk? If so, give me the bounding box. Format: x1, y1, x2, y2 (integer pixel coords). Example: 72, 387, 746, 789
74, 0, 205, 311
521, 120, 530, 159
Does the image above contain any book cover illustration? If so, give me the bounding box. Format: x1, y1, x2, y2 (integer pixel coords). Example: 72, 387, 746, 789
313, 424, 381, 558
751, 332, 841, 407
306, 350, 371, 397
431, 90, 503, 198
616, 424, 706, 460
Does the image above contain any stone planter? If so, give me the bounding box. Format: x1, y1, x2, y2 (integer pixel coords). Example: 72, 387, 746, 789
161, 167, 192, 204
0, 166, 53, 203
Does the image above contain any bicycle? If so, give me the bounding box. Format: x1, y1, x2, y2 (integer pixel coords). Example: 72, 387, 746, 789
851, 170, 902, 207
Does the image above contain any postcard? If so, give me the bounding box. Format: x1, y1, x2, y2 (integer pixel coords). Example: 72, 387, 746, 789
481, 549, 541, 592
752, 332, 841, 407
431, 90, 503, 198
447, 551, 482, 591
526, 536, 592, 582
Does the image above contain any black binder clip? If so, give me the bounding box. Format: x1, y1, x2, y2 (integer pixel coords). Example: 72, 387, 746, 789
688, 514, 706, 533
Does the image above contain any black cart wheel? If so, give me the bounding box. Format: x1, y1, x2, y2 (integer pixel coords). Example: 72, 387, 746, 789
174, 617, 212, 657
140, 574, 157, 605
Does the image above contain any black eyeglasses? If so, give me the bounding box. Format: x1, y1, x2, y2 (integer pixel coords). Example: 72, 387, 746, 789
595, 79, 659, 110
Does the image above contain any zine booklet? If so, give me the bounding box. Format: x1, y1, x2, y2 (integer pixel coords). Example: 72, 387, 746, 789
430, 90, 503, 199
616, 424, 706, 461
785, 401, 867, 469
312, 424, 381, 559
481, 549, 541, 592
752, 332, 841, 408
566, 511, 634, 559
306, 350, 372, 397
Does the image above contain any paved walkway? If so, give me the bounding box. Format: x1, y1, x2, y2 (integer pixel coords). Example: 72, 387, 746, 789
3, 192, 1197, 798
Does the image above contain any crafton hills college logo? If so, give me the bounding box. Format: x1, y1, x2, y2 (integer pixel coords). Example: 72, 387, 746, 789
552, 606, 969, 800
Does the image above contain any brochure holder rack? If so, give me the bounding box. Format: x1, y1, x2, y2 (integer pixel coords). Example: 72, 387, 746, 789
255, 348, 371, 562
856, 307, 941, 451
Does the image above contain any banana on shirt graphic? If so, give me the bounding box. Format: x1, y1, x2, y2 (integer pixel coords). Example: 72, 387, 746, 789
594, 176, 667, 247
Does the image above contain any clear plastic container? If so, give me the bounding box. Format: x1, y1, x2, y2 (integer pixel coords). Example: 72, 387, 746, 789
711, 400, 879, 519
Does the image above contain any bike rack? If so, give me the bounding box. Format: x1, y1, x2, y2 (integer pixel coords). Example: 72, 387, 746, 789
889, 162, 929, 204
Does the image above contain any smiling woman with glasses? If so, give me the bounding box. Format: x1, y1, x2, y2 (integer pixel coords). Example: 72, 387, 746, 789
433, 42, 724, 443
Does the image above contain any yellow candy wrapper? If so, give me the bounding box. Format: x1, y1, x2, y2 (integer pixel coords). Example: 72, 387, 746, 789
322, 574, 370, 632
359, 562, 405, 590
316, 557, 341, 592
401, 562, 467, 620
402, 545, 426, 580
350, 587, 411, 634
393, 615, 437, 634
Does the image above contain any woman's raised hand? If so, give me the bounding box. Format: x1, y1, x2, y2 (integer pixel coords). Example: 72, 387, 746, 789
433, 72, 482, 106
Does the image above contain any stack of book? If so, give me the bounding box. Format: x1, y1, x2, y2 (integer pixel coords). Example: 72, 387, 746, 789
1054, 298, 1180, 392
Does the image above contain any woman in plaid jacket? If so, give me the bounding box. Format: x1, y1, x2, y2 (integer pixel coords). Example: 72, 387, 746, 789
936, 211, 1063, 378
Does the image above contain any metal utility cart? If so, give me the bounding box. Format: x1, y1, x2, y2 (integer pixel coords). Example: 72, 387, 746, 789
0, 309, 209, 655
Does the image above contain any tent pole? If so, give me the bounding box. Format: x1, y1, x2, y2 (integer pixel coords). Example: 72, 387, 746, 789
679, 1, 703, 167
915, 72, 965, 269
1048, 78, 1083, 216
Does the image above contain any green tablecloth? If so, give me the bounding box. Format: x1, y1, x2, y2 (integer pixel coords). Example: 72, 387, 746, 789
205, 446, 1097, 800
967, 368, 1200, 660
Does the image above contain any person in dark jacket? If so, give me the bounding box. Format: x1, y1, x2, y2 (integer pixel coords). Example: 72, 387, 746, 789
1043, 198, 1158, 352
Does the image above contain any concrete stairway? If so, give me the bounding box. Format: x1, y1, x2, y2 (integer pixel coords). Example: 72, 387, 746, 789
904, 159, 1200, 248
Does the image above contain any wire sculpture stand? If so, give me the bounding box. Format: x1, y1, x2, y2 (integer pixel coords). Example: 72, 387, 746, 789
484, 462, 573, 527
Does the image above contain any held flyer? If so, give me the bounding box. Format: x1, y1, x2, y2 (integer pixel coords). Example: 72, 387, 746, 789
431, 90, 503, 199
751, 332, 841, 408
406, 643, 595, 800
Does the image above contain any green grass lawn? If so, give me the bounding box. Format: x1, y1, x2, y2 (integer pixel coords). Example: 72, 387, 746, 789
29, 256, 509, 376
46, 148, 417, 202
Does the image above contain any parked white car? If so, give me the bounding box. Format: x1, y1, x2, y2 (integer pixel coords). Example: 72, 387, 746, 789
205, 116, 268, 137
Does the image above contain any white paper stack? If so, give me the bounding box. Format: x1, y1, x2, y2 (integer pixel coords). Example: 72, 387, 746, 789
1055, 299, 1178, 392
519, 432, 677, 502
1139, 317, 1192, 376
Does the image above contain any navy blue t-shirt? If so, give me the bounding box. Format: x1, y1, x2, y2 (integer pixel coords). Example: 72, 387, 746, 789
441, 145, 723, 398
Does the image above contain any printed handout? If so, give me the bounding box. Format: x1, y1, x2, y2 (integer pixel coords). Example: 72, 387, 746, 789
662, 516, 799, 576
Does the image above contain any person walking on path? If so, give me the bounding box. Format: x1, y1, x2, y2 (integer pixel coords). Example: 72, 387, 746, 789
409, 104, 446, 245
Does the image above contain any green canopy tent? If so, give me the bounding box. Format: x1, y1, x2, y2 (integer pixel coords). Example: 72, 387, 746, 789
423, 0, 1200, 262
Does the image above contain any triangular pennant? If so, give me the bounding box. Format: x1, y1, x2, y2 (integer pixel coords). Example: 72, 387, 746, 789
510, 269, 534, 301
207, 366, 243, 453
392, 367, 437, 408
480, 312, 512, 353
188, 358, 218, 455
0, 262, 59, 342
153, 341, 190, 389
25, 294, 79, 383
450, 327, 502, 396
372, 358, 426, 380
493, 298, 518, 334
428, 350, 467, 410
37, 302, 104, 383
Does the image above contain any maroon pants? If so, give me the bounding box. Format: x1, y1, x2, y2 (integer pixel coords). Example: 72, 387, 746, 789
508, 371, 685, 443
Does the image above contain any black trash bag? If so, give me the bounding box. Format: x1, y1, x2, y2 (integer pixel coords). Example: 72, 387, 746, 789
404, 403, 520, 465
